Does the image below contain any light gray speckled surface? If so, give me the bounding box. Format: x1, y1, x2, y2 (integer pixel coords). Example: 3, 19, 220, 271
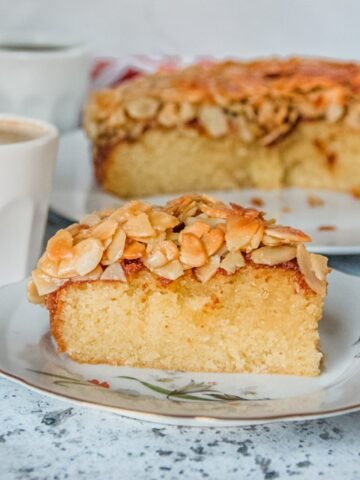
0, 378, 360, 480
0, 220, 360, 480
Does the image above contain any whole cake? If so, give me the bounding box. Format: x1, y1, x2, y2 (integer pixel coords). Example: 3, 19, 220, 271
84, 57, 360, 198
28, 194, 330, 376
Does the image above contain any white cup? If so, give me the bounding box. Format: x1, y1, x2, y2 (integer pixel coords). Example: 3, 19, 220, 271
0, 34, 90, 132
0, 114, 58, 286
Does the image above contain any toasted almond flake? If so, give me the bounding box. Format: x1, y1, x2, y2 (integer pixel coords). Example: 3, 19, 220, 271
297, 244, 326, 295
180, 233, 208, 267
27, 279, 43, 304
310, 253, 330, 281
246, 223, 265, 252
182, 221, 211, 238
80, 212, 101, 227
225, 215, 262, 251
261, 234, 284, 247
199, 105, 228, 137
58, 238, 104, 277
251, 246, 297, 266
122, 241, 146, 260
326, 103, 344, 123
179, 102, 196, 122
220, 251, 245, 274
195, 255, 221, 283
123, 213, 156, 238
158, 103, 178, 127
144, 249, 168, 269
102, 227, 126, 265
264, 225, 311, 244
153, 259, 184, 280
148, 210, 179, 231
125, 97, 159, 120
101, 263, 127, 281
345, 104, 360, 129
32, 269, 67, 296
66, 224, 82, 236
47, 230, 73, 261
91, 218, 118, 241
108, 107, 126, 127
38, 254, 60, 277
202, 227, 225, 255
72, 264, 103, 281
199, 202, 231, 219
144, 240, 178, 269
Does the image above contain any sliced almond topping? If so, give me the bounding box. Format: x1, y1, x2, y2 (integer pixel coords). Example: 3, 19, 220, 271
158, 103, 178, 127
297, 244, 326, 295
225, 215, 262, 252
72, 264, 103, 281
251, 246, 297, 266
264, 225, 311, 244
246, 223, 265, 252
310, 253, 330, 281
91, 218, 118, 241
66, 224, 82, 236
144, 240, 178, 269
38, 254, 60, 277
180, 233, 208, 267
32, 269, 67, 296
58, 238, 104, 277
261, 234, 284, 247
202, 227, 225, 255
27, 279, 43, 304
199, 202, 231, 219
345, 104, 360, 129
101, 263, 127, 282
220, 251, 245, 274
199, 105, 228, 137
125, 97, 159, 120
144, 249, 168, 269
122, 241, 146, 260
152, 259, 184, 281
179, 102, 196, 123
80, 212, 101, 227
148, 210, 179, 231
102, 227, 126, 265
326, 103, 344, 123
195, 255, 221, 283
182, 221, 211, 238
47, 230, 73, 262
123, 213, 156, 238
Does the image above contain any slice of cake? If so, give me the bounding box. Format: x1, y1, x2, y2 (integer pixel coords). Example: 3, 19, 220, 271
84, 57, 360, 198
28, 194, 330, 376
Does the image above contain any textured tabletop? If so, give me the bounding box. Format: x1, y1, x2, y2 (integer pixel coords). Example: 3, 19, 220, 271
0, 218, 359, 480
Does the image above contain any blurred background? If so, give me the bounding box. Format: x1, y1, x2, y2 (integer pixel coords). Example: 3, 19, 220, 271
0, 0, 358, 59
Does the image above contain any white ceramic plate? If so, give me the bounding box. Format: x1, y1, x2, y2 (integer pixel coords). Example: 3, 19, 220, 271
1, 272, 360, 426
51, 129, 360, 254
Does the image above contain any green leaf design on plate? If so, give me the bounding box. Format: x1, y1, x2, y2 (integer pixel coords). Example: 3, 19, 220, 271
117, 376, 256, 402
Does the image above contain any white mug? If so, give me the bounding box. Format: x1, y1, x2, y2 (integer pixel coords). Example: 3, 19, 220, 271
0, 114, 58, 286
0, 34, 90, 132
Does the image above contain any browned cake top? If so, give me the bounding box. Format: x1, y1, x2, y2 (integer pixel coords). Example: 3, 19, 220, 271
28, 194, 329, 304
84, 57, 360, 147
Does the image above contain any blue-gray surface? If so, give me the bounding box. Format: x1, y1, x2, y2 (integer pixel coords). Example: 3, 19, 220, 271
1, 232, 360, 479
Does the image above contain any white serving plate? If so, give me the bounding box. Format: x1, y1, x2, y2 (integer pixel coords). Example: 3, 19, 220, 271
51, 129, 360, 255
1, 272, 360, 426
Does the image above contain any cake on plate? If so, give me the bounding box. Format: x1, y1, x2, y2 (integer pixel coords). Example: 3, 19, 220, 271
28, 194, 330, 376
84, 57, 360, 198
